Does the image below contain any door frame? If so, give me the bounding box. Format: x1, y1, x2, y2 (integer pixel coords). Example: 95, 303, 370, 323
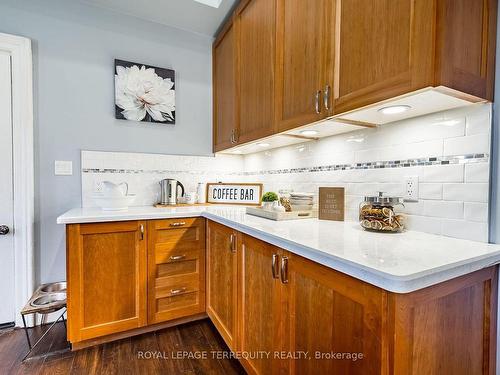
0, 33, 34, 327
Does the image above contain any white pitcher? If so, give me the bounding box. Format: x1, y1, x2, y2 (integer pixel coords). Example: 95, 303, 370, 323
101, 181, 129, 197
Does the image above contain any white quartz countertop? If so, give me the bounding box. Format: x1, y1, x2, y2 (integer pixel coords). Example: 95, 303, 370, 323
57, 205, 500, 293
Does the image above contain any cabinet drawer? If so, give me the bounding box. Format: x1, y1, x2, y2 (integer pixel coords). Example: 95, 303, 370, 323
150, 217, 204, 231
147, 218, 206, 324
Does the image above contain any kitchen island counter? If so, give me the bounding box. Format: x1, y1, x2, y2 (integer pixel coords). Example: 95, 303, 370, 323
58, 205, 500, 293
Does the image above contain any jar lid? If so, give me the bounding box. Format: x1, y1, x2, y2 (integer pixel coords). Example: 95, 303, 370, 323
364, 192, 403, 205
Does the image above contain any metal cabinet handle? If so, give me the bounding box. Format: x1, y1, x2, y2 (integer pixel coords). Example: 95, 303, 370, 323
0, 225, 9, 235
272, 253, 279, 279
170, 254, 186, 261
230, 233, 236, 253
170, 222, 186, 227
140, 224, 144, 240
230, 130, 234, 144
234, 129, 239, 143
324, 85, 330, 111
170, 287, 187, 295
280, 256, 289, 284
315, 90, 321, 114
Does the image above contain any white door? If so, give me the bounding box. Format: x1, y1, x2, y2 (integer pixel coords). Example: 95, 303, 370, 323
0, 50, 15, 326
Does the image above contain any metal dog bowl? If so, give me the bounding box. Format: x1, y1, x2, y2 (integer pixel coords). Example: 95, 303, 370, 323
40, 281, 66, 293
30, 292, 66, 307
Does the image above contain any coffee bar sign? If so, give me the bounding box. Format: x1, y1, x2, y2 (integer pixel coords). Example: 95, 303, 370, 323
206, 183, 263, 205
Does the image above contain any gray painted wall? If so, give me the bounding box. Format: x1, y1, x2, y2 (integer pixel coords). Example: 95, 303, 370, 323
0, 0, 213, 284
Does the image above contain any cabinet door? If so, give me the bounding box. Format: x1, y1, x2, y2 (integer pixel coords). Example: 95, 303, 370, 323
235, 0, 276, 144
239, 235, 283, 375
275, 0, 332, 132
206, 221, 238, 350
213, 21, 237, 152
333, 0, 433, 114
281, 252, 386, 375
435, 0, 497, 101
147, 218, 206, 324
66, 221, 147, 343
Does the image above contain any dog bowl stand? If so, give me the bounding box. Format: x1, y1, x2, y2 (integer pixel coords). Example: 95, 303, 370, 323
20, 282, 68, 361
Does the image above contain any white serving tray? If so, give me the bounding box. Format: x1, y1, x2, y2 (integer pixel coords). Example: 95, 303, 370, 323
246, 207, 318, 221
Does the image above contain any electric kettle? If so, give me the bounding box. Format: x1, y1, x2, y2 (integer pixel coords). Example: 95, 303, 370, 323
159, 179, 185, 205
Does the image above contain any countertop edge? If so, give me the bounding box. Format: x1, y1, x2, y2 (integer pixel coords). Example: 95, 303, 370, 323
56, 208, 500, 294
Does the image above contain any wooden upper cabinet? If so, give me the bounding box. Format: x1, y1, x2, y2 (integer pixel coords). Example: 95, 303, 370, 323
147, 218, 206, 325
213, 21, 237, 152
275, 0, 332, 132
333, 0, 497, 114
234, 0, 277, 144
281, 252, 386, 375
435, 0, 497, 101
66, 221, 147, 343
206, 221, 238, 350
333, 0, 434, 114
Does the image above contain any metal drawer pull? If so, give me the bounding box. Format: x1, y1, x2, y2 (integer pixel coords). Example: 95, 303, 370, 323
324, 85, 330, 111
170, 287, 187, 295
170, 254, 186, 261
170, 222, 186, 227
230, 234, 236, 253
140, 224, 144, 240
315, 90, 321, 114
280, 256, 289, 284
272, 253, 279, 279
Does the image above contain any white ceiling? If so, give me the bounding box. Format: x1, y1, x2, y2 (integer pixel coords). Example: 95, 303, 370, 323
81, 0, 238, 36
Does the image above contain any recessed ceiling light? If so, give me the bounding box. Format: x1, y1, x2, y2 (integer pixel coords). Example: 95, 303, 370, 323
256, 142, 270, 147
193, 0, 223, 8
378, 105, 411, 115
300, 130, 318, 136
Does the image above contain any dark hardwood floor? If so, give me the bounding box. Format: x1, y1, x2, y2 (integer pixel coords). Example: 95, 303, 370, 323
0, 319, 245, 374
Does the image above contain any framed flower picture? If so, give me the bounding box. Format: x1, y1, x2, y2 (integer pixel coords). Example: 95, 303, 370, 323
114, 59, 175, 124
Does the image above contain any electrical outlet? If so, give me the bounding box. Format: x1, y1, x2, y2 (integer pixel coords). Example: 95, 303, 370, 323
405, 176, 419, 202
93, 181, 103, 193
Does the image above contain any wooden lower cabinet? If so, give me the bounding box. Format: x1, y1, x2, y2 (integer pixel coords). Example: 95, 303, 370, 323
66, 221, 147, 343
206, 221, 239, 350
282, 251, 385, 375
238, 235, 284, 375
67, 218, 498, 374
204, 223, 498, 375
147, 218, 206, 324
66, 218, 206, 347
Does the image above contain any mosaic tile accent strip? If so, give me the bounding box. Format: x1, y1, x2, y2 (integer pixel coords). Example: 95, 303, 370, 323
82, 153, 489, 176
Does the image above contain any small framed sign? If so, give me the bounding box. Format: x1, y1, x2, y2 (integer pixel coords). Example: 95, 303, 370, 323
319, 187, 345, 221
206, 183, 263, 205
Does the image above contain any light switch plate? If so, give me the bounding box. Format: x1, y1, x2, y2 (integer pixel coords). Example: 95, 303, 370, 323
54, 160, 73, 176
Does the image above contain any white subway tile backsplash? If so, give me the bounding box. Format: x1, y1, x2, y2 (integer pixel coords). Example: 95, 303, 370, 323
441, 219, 488, 242
443, 133, 490, 156
424, 201, 464, 219
465, 163, 490, 182
402, 201, 425, 215
442, 183, 489, 203
464, 202, 489, 222
419, 183, 443, 200
466, 103, 491, 135
422, 164, 464, 182
377, 139, 443, 161
406, 215, 442, 235
81, 104, 491, 242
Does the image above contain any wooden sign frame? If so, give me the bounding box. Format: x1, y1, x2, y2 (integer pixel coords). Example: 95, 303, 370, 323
206, 183, 263, 206
318, 187, 345, 221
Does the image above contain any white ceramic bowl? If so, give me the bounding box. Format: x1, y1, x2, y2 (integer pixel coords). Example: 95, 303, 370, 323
92, 194, 136, 211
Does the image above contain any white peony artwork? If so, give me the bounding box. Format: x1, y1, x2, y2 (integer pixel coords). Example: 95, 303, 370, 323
114, 59, 175, 124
